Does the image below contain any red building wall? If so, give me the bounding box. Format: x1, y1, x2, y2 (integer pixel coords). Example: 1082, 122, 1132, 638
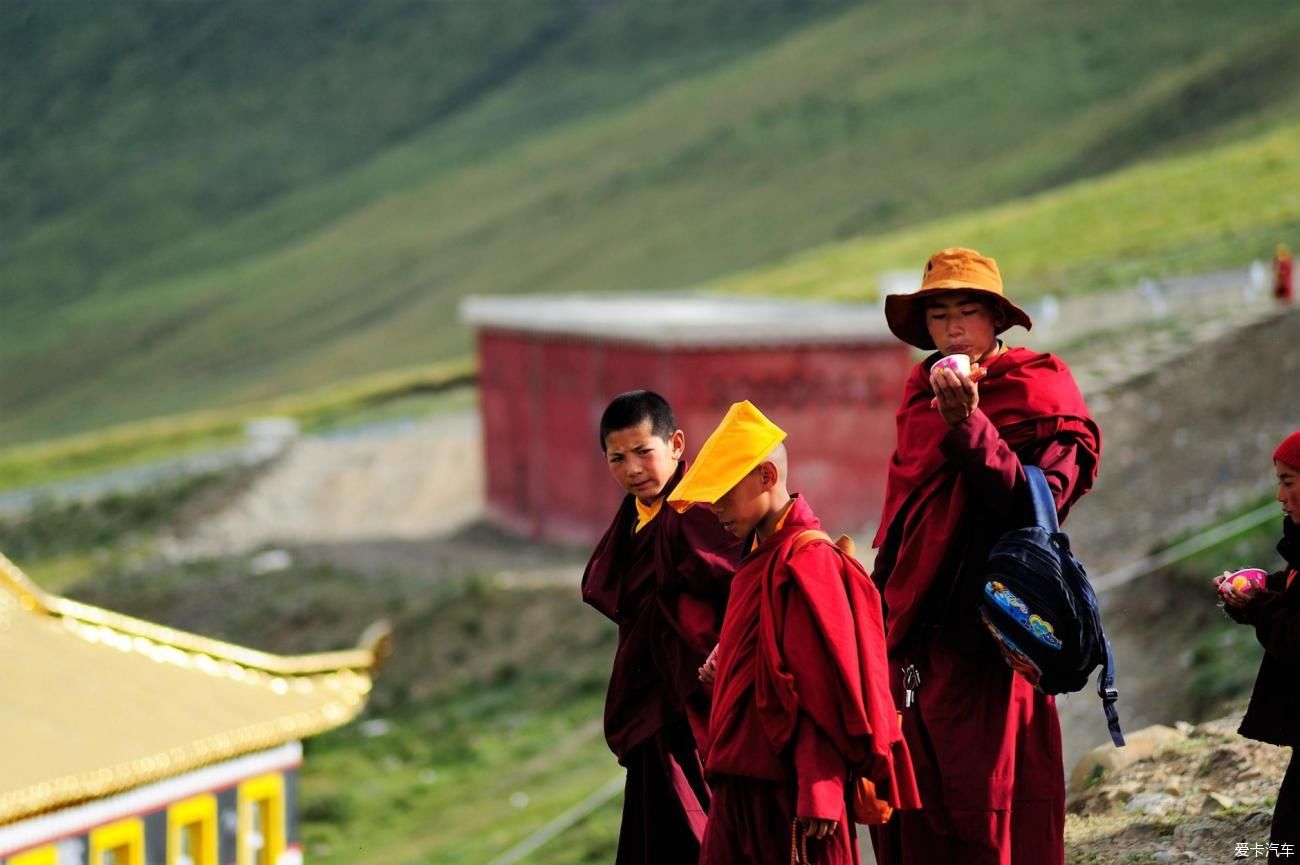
477, 329, 913, 545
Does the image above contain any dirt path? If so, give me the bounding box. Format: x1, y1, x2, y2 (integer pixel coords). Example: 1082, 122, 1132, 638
167, 412, 484, 558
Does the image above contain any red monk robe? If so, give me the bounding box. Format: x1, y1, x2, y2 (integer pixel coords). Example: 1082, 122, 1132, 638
701, 495, 920, 865
870, 346, 1100, 865
583, 460, 741, 863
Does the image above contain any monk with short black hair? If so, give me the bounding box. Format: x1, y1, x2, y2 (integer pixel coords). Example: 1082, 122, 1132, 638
582, 389, 742, 864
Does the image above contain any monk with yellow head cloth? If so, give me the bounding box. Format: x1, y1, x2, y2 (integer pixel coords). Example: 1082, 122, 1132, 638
669, 401, 919, 865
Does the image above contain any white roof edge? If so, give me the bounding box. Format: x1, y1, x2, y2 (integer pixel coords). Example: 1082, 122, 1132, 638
459, 294, 894, 346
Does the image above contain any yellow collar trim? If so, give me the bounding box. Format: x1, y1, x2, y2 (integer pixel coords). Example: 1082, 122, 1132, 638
634, 496, 664, 533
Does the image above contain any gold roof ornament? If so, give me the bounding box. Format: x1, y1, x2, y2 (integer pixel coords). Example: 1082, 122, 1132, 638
0, 551, 389, 824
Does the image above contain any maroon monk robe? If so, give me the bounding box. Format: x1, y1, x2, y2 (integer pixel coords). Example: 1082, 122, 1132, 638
701, 496, 920, 865
870, 347, 1101, 865
583, 460, 742, 863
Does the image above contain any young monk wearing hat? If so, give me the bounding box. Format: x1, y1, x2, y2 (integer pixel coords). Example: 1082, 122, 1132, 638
668, 400, 919, 865
582, 390, 743, 864
1216, 430, 1300, 862
871, 248, 1101, 864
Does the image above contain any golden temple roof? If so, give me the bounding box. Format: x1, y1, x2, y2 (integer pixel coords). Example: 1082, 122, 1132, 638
0, 552, 390, 825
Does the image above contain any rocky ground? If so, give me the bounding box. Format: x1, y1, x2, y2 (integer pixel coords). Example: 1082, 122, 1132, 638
1066, 716, 1290, 863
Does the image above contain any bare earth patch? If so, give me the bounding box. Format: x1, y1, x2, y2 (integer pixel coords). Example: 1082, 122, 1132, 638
1066, 715, 1289, 863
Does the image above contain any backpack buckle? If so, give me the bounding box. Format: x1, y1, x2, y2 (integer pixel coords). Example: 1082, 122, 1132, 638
1101, 687, 1119, 702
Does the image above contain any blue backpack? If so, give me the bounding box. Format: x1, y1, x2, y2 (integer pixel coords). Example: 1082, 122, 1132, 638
979, 465, 1125, 747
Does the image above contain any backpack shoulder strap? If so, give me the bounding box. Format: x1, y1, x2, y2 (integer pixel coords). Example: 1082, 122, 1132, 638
792, 529, 833, 554
1024, 465, 1060, 533
792, 530, 858, 557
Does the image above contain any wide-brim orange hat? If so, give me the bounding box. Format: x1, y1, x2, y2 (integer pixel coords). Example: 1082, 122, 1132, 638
668, 401, 786, 512
884, 247, 1033, 350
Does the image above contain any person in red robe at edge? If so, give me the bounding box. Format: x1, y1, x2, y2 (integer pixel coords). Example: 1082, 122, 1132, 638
1216, 430, 1300, 863
667, 400, 920, 865
870, 248, 1101, 865
582, 390, 742, 864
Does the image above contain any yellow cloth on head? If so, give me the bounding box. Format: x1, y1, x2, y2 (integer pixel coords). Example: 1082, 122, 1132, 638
634, 496, 663, 533
668, 401, 787, 512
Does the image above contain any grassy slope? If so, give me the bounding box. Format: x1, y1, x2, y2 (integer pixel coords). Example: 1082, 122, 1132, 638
7, 117, 1297, 491
3, 0, 851, 304
713, 117, 1300, 299
1, 0, 853, 438
5, 0, 1300, 443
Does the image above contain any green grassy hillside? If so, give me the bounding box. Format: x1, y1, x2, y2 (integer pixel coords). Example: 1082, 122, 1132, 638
3, 0, 853, 306
713, 118, 1300, 299
5, 0, 1300, 443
